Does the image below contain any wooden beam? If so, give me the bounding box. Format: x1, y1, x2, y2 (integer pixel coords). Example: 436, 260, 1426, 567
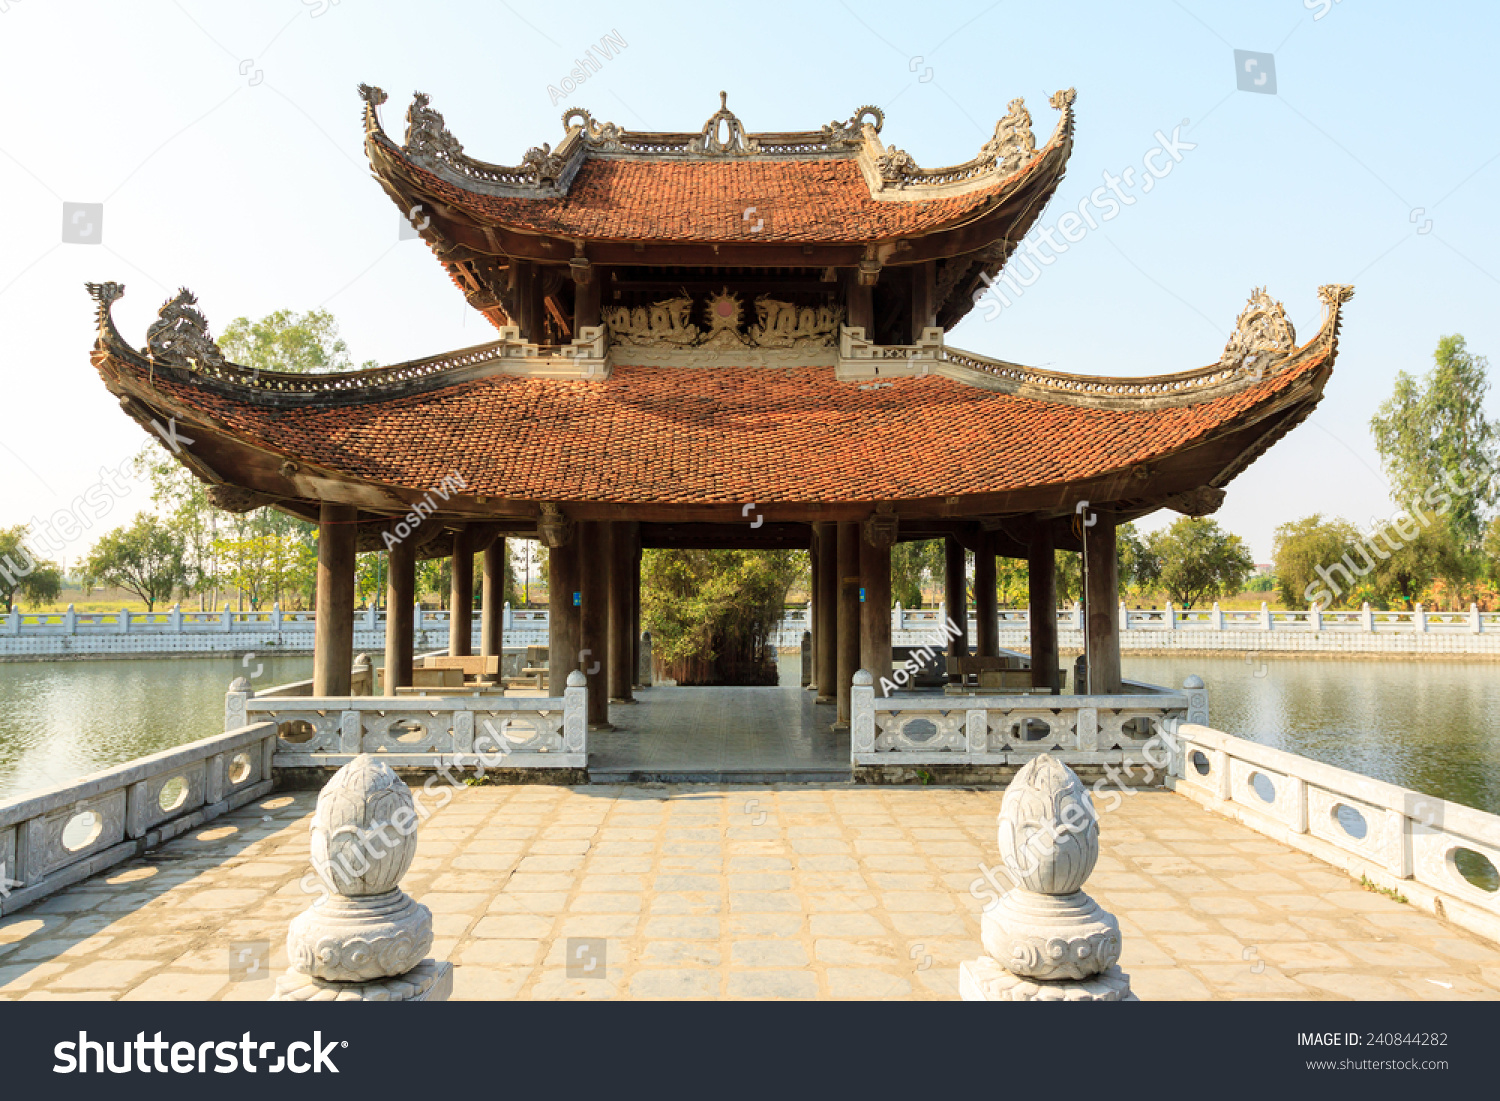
384, 526, 415, 695
1028, 524, 1059, 692
313, 502, 357, 696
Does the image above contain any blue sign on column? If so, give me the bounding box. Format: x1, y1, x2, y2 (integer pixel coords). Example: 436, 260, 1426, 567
573, 591, 582, 606
859, 587, 866, 603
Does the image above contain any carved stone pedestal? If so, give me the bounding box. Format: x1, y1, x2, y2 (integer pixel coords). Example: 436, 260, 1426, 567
959, 956, 1136, 1002
961, 754, 1135, 1002
271, 755, 450, 1003
273, 959, 453, 1002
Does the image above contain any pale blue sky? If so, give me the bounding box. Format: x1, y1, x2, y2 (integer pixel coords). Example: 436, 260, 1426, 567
1, 0, 1496, 564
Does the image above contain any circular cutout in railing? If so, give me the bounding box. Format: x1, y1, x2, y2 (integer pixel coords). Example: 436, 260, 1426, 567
902, 718, 938, 743
391, 720, 427, 745
1453, 847, 1500, 894
1119, 717, 1156, 741
278, 719, 315, 745
1332, 803, 1368, 840
228, 752, 252, 785
1018, 718, 1051, 742
61, 809, 104, 853
1248, 772, 1277, 804
1190, 750, 1211, 776
158, 776, 189, 814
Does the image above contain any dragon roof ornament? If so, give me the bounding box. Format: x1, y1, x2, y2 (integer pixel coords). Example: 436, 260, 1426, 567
1219, 287, 1297, 378
145, 288, 227, 370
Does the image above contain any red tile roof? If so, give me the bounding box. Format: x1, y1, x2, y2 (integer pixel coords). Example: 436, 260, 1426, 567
120, 359, 1325, 505
386, 147, 1050, 244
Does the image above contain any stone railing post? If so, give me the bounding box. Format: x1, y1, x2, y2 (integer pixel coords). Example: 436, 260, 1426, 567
225, 676, 252, 732
503, 601, 513, 631
1472, 603, 1483, 634
1310, 604, 1322, 632
169, 602, 183, 633
1072, 602, 1083, 632
271, 602, 283, 632
364, 603, 378, 631
638, 630, 653, 687
1362, 601, 1374, 632
800, 630, 812, 687
4, 607, 18, 635
1164, 601, 1175, 631
64, 603, 76, 635
1211, 602, 1223, 631
894, 602, 904, 633
960, 756, 1134, 1001
413, 602, 424, 635
850, 669, 876, 762
1260, 602, 1272, 631
273, 757, 452, 1001
119, 606, 130, 634
1119, 601, 1129, 631
1414, 603, 1427, 633
1183, 673, 1208, 727
222, 603, 233, 633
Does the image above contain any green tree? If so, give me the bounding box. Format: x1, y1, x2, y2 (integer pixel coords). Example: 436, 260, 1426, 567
1273, 515, 1366, 609
137, 443, 220, 607
891, 539, 944, 607
0, 525, 63, 612
219, 309, 375, 375
1054, 550, 1082, 604
643, 549, 803, 685
1143, 518, 1254, 609
214, 531, 315, 610
83, 514, 188, 612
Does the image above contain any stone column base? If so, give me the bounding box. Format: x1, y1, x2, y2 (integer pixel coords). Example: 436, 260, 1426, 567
959, 957, 1136, 1002
271, 959, 452, 1002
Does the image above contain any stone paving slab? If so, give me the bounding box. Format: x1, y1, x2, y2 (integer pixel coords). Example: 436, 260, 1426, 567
1, 784, 1498, 1001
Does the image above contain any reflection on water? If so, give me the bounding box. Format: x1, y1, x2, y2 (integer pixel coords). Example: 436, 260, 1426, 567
0, 656, 312, 802
1, 654, 1497, 816
1124, 655, 1500, 817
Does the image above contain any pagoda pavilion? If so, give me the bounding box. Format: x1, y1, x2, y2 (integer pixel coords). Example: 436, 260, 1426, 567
88, 85, 1353, 745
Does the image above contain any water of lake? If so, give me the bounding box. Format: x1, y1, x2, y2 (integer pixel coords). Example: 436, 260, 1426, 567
1, 654, 1496, 816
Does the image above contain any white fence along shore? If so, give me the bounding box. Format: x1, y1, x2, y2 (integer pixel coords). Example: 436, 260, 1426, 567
4, 600, 1500, 660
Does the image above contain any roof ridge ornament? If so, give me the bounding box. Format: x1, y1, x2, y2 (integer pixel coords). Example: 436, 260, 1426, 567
1219, 287, 1297, 378
688, 92, 760, 157
404, 91, 464, 165
144, 288, 226, 370
981, 98, 1038, 175
85, 281, 125, 332
821, 105, 885, 148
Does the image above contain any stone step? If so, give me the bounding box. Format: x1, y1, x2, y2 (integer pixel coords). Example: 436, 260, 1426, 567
587, 767, 851, 785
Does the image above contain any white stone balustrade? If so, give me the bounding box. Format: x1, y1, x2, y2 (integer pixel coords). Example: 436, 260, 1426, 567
0, 720, 278, 916
850, 670, 1203, 770
1170, 721, 1500, 946
233, 670, 589, 771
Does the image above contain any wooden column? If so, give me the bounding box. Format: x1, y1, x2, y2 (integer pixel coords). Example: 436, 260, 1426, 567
448, 525, 473, 658
1083, 515, 1122, 695
631, 541, 644, 688
608, 521, 635, 703
481, 536, 505, 660
974, 532, 998, 658
814, 521, 837, 705
512, 261, 536, 339
383, 525, 415, 696
859, 521, 894, 698
944, 536, 969, 661
313, 502, 357, 697
579, 519, 610, 728
1028, 525, 1059, 692
547, 535, 580, 697
835, 521, 860, 725
807, 535, 820, 693
910, 260, 936, 341
573, 267, 601, 332
847, 280, 874, 335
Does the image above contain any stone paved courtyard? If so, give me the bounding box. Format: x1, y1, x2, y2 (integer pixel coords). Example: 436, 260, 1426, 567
2, 782, 1499, 1001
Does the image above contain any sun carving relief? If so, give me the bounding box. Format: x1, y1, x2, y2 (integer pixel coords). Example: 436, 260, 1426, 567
700, 289, 748, 348
1219, 287, 1298, 379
